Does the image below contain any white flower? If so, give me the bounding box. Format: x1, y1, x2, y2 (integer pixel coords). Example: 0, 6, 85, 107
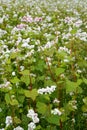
27, 109, 35, 118
77, 69, 82, 73
70, 92, 74, 96
12, 71, 16, 76
22, 42, 29, 48
44, 41, 55, 49
13, 126, 24, 130
60, 74, 65, 79
20, 66, 25, 71
0, 17, 3, 24
27, 109, 39, 123
32, 116, 39, 123
0, 81, 11, 89
72, 105, 77, 109
69, 100, 77, 110
58, 46, 70, 54
64, 59, 69, 62
85, 57, 87, 61
72, 118, 75, 123
74, 19, 82, 27
28, 122, 36, 130
5, 81, 10, 87
5, 116, 12, 127
64, 17, 75, 25
0, 29, 7, 38
53, 98, 60, 103
38, 85, 56, 95
51, 108, 62, 116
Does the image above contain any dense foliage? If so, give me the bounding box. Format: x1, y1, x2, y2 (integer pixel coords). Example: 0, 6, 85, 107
0, 0, 87, 130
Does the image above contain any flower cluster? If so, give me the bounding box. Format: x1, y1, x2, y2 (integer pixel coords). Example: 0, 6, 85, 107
0, 29, 7, 38
0, 0, 87, 129
68, 100, 77, 110
51, 108, 62, 116
28, 122, 36, 130
14, 126, 24, 130
58, 46, 71, 54
27, 109, 39, 130
27, 109, 39, 123
38, 85, 56, 94
53, 98, 60, 104
21, 15, 42, 23
0, 81, 11, 89
5, 116, 12, 127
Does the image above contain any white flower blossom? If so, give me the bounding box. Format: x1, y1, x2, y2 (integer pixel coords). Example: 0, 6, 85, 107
85, 57, 87, 61
28, 122, 36, 130
51, 108, 62, 115
58, 46, 71, 54
0, 81, 11, 89
77, 69, 82, 73
0, 29, 7, 38
5, 116, 12, 127
72, 118, 75, 123
74, 19, 82, 27
0, 17, 3, 24
38, 85, 56, 95
13, 126, 24, 130
20, 66, 25, 71
44, 41, 55, 49
27, 109, 39, 123
64, 59, 69, 63
69, 100, 77, 110
53, 98, 60, 103
12, 71, 16, 76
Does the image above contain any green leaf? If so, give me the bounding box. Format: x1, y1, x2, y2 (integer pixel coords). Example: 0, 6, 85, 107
36, 60, 45, 72
24, 89, 38, 101
44, 80, 55, 86
77, 79, 83, 85
36, 102, 48, 115
20, 70, 30, 75
10, 99, 19, 106
35, 125, 41, 130
17, 88, 24, 94
83, 78, 87, 84
77, 86, 83, 93
21, 75, 30, 86
70, 28, 77, 34
14, 116, 21, 124
83, 97, 87, 105
5, 93, 11, 104
11, 77, 20, 84
82, 105, 87, 112
10, 52, 18, 59
47, 115, 60, 125
18, 95, 25, 103
38, 94, 50, 103
60, 113, 69, 122
66, 80, 78, 93
47, 35, 55, 40
55, 68, 65, 76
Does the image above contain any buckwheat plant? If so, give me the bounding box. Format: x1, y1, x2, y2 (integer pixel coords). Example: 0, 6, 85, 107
0, 0, 87, 130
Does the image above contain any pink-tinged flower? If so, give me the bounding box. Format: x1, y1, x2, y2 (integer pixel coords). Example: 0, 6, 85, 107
34, 17, 42, 22
21, 16, 33, 23
16, 23, 27, 29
